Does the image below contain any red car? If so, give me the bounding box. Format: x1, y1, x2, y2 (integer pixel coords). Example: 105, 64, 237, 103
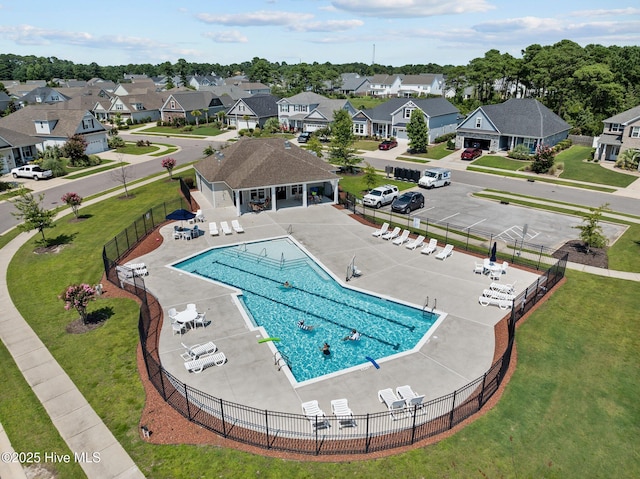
461, 147, 482, 160
378, 139, 398, 150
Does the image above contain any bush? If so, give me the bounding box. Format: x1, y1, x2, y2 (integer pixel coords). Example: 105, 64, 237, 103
508, 144, 534, 160
553, 139, 572, 152
434, 132, 456, 143
446, 139, 455, 150
108, 136, 126, 149
41, 158, 65, 177
87, 155, 101, 166
531, 145, 555, 173
181, 125, 193, 132
183, 177, 195, 188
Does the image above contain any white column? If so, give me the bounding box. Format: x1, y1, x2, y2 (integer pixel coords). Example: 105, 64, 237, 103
302, 184, 308, 207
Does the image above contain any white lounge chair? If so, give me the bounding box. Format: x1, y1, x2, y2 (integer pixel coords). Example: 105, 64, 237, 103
184, 352, 227, 373
301, 400, 330, 429
378, 388, 407, 420
406, 235, 425, 250
331, 398, 356, 429
209, 222, 219, 236
372, 222, 389, 237
231, 219, 244, 233
180, 341, 217, 360
420, 238, 438, 255
481, 289, 516, 301
220, 221, 232, 235
381, 226, 401, 241
478, 294, 513, 310
435, 244, 454, 260
392, 229, 411, 245
396, 385, 425, 408
490, 281, 516, 294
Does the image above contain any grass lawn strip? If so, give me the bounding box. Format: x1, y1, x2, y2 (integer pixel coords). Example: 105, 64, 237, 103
3, 179, 639, 477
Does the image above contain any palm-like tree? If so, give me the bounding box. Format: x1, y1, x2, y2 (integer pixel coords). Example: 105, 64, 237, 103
192, 109, 202, 127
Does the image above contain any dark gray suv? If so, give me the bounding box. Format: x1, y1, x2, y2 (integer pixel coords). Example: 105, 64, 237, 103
391, 191, 424, 214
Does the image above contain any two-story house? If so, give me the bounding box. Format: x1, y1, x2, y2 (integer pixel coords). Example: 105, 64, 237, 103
367, 74, 403, 97
397, 74, 445, 97
595, 105, 640, 162
277, 92, 355, 132
352, 97, 459, 142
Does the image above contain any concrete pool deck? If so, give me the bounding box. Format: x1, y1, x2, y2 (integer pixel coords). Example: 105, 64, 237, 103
131, 199, 542, 417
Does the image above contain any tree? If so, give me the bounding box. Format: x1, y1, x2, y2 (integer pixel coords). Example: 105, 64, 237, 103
203, 144, 215, 157
62, 134, 88, 167
263, 117, 280, 134
406, 108, 429, 153
111, 154, 133, 198
306, 136, 324, 158
329, 109, 360, 172
61, 192, 83, 218
11, 190, 56, 244
615, 148, 640, 171
60, 284, 97, 324
362, 162, 378, 191
191, 109, 202, 127
530, 144, 555, 173
161, 157, 177, 178
574, 203, 610, 253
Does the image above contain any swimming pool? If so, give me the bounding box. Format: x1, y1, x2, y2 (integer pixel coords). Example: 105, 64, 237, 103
173, 237, 444, 385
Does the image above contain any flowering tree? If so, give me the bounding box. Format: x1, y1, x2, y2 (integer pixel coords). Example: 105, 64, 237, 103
161, 157, 177, 178
61, 192, 83, 218
60, 284, 97, 324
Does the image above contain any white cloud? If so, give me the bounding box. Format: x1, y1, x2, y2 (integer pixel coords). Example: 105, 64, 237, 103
331, 0, 494, 18
290, 19, 364, 32
569, 7, 640, 17
196, 10, 313, 26
203, 30, 249, 43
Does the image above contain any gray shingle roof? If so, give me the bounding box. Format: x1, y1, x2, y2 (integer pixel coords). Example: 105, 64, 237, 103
603, 105, 640, 125
167, 91, 220, 111
476, 99, 570, 137
363, 97, 459, 121
194, 137, 338, 190
0, 126, 39, 147
0, 104, 105, 138
238, 94, 279, 117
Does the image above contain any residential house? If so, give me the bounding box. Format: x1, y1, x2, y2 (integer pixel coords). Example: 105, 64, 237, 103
352, 97, 459, 142
455, 98, 571, 152
277, 92, 355, 132
103, 92, 164, 123
160, 91, 226, 124
367, 74, 403, 97
194, 137, 340, 216
0, 104, 109, 155
17, 86, 72, 107
595, 105, 640, 162
112, 78, 158, 97
188, 74, 223, 90
397, 74, 445, 97
200, 85, 252, 102
0, 126, 41, 173
335, 73, 371, 96
227, 94, 279, 129
0, 91, 11, 112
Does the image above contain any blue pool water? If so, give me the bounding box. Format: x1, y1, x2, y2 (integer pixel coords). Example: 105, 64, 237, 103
173, 237, 439, 384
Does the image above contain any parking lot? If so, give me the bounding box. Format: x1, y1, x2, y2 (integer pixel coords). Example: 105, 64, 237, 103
372, 182, 626, 250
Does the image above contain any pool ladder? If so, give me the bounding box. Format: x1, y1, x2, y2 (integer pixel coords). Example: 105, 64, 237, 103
274, 351, 291, 372
423, 296, 437, 318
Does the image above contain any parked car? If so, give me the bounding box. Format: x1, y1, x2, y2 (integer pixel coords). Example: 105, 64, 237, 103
378, 139, 398, 150
363, 184, 399, 208
461, 147, 482, 160
10, 165, 53, 181
418, 167, 451, 189
297, 132, 312, 143
391, 191, 425, 214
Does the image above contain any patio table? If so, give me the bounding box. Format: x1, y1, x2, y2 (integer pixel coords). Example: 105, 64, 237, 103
175, 309, 198, 329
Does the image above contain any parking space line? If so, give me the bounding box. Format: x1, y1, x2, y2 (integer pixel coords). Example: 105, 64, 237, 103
440, 213, 460, 222
466, 218, 487, 229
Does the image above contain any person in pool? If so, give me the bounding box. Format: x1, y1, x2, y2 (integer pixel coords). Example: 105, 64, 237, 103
297, 319, 314, 331
343, 329, 361, 341
320, 342, 331, 356
283, 281, 292, 288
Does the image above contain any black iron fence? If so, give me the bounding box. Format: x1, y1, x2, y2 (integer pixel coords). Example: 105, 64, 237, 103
341, 192, 558, 270
103, 201, 567, 456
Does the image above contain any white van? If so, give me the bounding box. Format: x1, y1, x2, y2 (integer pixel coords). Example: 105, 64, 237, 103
418, 167, 451, 189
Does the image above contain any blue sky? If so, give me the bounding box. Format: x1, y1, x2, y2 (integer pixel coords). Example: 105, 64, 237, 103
0, 0, 639, 68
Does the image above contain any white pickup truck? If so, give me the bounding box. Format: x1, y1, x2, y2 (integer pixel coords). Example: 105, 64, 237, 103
10, 165, 53, 181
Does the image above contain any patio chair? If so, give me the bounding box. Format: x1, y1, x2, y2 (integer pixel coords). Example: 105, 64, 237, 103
180, 341, 217, 360
377, 388, 407, 420
184, 351, 227, 373
396, 385, 425, 409
301, 400, 330, 430
194, 209, 205, 223
381, 226, 401, 241
474, 262, 485, 274
186, 303, 197, 311
231, 220, 244, 233
420, 238, 438, 255
435, 244, 454, 260
167, 308, 178, 320
478, 293, 513, 310
331, 398, 356, 429
405, 235, 425, 250
490, 281, 516, 294
501, 261, 509, 274
371, 222, 389, 238
220, 221, 233, 235
209, 222, 219, 236
172, 319, 185, 336
193, 311, 209, 328
392, 229, 411, 245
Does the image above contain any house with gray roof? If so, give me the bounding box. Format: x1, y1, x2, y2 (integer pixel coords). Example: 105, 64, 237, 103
330, 73, 371, 96
368, 74, 403, 97
397, 74, 445, 97
277, 92, 355, 132
0, 126, 41, 173
353, 97, 459, 142
160, 91, 226, 124
194, 137, 340, 216
227, 94, 279, 129
0, 104, 109, 155
455, 98, 570, 152
0, 91, 11, 112
595, 105, 640, 162
18, 86, 72, 107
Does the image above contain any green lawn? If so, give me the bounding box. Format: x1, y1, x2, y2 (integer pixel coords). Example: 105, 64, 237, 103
140, 125, 224, 136
557, 146, 637, 187
3, 178, 640, 478
116, 143, 159, 155
473, 154, 531, 171
354, 139, 380, 151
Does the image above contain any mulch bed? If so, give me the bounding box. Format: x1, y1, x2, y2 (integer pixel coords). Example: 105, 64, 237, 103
552, 240, 608, 269
102, 209, 558, 460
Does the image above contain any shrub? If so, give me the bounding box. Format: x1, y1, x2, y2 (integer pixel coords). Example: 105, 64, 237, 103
553, 139, 572, 153
108, 136, 126, 149
531, 145, 555, 173
41, 158, 65, 177
434, 132, 456, 143
59, 283, 96, 324
183, 177, 195, 188
87, 155, 101, 166
508, 144, 533, 160
181, 125, 193, 132
446, 139, 455, 150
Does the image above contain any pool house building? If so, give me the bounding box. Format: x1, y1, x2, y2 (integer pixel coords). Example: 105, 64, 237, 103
193, 138, 340, 216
